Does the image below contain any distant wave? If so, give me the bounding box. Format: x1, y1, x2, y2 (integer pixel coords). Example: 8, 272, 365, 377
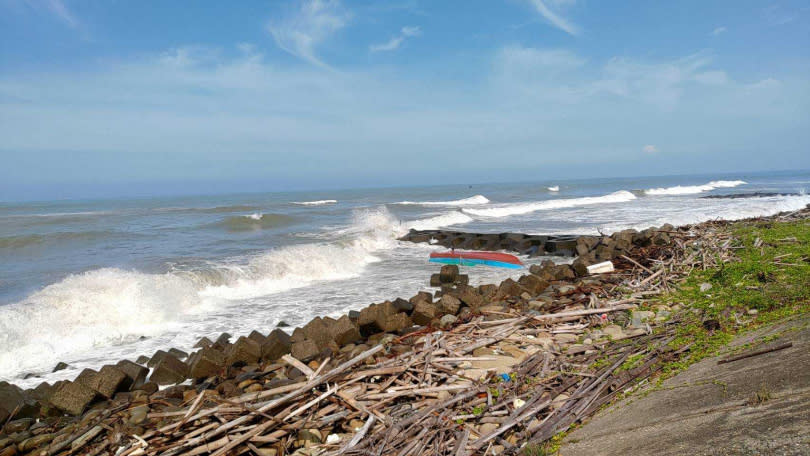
157, 205, 261, 214
395, 195, 490, 206
547, 186, 559, 192
462, 191, 637, 217
0, 231, 120, 250
644, 180, 747, 195
217, 213, 297, 232
292, 200, 337, 206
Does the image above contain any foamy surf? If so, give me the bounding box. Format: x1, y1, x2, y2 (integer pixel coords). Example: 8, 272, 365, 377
644, 180, 747, 195
394, 195, 490, 206
292, 200, 338, 206
462, 191, 637, 217
0, 206, 473, 383
548, 186, 559, 192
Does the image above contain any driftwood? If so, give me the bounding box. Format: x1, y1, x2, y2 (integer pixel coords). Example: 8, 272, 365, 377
12, 206, 807, 456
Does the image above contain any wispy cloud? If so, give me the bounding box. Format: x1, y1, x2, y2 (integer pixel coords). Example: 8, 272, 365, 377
267, 0, 350, 69
642, 145, 658, 153
711, 26, 727, 36
527, 0, 579, 36
370, 25, 421, 52
18, 0, 79, 28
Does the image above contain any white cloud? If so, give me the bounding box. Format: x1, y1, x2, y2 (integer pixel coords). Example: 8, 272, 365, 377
643, 145, 658, 154
527, 0, 579, 36
370, 25, 421, 52
711, 26, 727, 36
267, 0, 350, 69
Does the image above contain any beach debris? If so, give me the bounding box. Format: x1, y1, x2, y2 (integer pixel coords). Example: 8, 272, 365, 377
586, 260, 615, 274
2, 205, 807, 456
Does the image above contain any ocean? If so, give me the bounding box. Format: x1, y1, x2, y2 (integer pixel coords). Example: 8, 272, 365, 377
1, 170, 808, 388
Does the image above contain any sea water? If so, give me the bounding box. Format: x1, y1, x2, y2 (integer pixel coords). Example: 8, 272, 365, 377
1, 170, 808, 387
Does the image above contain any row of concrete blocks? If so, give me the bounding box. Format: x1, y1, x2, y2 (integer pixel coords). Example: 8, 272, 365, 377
399, 230, 585, 257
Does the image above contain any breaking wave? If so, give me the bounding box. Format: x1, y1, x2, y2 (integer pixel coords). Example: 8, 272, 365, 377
462, 191, 637, 217
644, 180, 747, 195
0, 206, 472, 382
395, 195, 490, 206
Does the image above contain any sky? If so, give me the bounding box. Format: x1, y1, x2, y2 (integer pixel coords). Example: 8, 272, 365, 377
1, 0, 809, 200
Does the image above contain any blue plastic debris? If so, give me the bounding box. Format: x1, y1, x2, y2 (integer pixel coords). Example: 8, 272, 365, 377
499, 373, 511, 382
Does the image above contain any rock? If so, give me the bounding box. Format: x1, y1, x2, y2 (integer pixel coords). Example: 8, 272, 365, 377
518, 274, 550, 295
479, 423, 499, 435
747, 308, 759, 315
291, 339, 320, 363
456, 286, 486, 311
194, 337, 213, 349
52, 362, 69, 373
134, 382, 158, 395
0, 382, 27, 422
79, 365, 127, 398
438, 294, 461, 315
29, 382, 53, 403
439, 264, 459, 283
528, 296, 552, 311
603, 325, 625, 340
168, 348, 189, 360
128, 405, 149, 425
439, 314, 458, 329
135, 355, 150, 365
49, 382, 97, 416
357, 302, 397, 336
495, 279, 526, 300
380, 313, 412, 333
226, 337, 262, 365
189, 347, 226, 379
295, 317, 334, 350
262, 329, 292, 361
411, 300, 438, 326
392, 298, 413, 313
409, 291, 432, 305
147, 350, 169, 368
429, 274, 442, 287
149, 355, 188, 385
700, 283, 713, 292
330, 315, 361, 346
114, 360, 148, 390
478, 284, 497, 300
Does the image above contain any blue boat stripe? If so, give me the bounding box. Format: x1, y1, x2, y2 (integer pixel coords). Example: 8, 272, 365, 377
429, 258, 523, 269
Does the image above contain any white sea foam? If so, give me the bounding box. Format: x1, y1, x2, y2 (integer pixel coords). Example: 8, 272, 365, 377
0, 269, 207, 380
395, 195, 490, 206
462, 191, 637, 217
644, 180, 747, 195
292, 200, 338, 206
0, 206, 473, 382
547, 186, 559, 192
247, 212, 263, 220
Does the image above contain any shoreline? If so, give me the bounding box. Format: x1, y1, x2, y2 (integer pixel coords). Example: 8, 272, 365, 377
1, 204, 808, 455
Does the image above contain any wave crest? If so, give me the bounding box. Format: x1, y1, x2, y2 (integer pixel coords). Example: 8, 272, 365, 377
395, 195, 490, 206
292, 200, 337, 206
462, 191, 637, 217
645, 180, 747, 195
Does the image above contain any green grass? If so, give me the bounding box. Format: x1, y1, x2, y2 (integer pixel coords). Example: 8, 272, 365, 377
540, 218, 810, 454
656, 219, 810, 376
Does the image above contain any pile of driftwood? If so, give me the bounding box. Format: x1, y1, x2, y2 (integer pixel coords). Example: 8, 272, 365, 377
10, 206, 809, 456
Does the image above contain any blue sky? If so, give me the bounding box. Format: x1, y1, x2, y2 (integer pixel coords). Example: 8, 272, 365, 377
1, 0, 809, 200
